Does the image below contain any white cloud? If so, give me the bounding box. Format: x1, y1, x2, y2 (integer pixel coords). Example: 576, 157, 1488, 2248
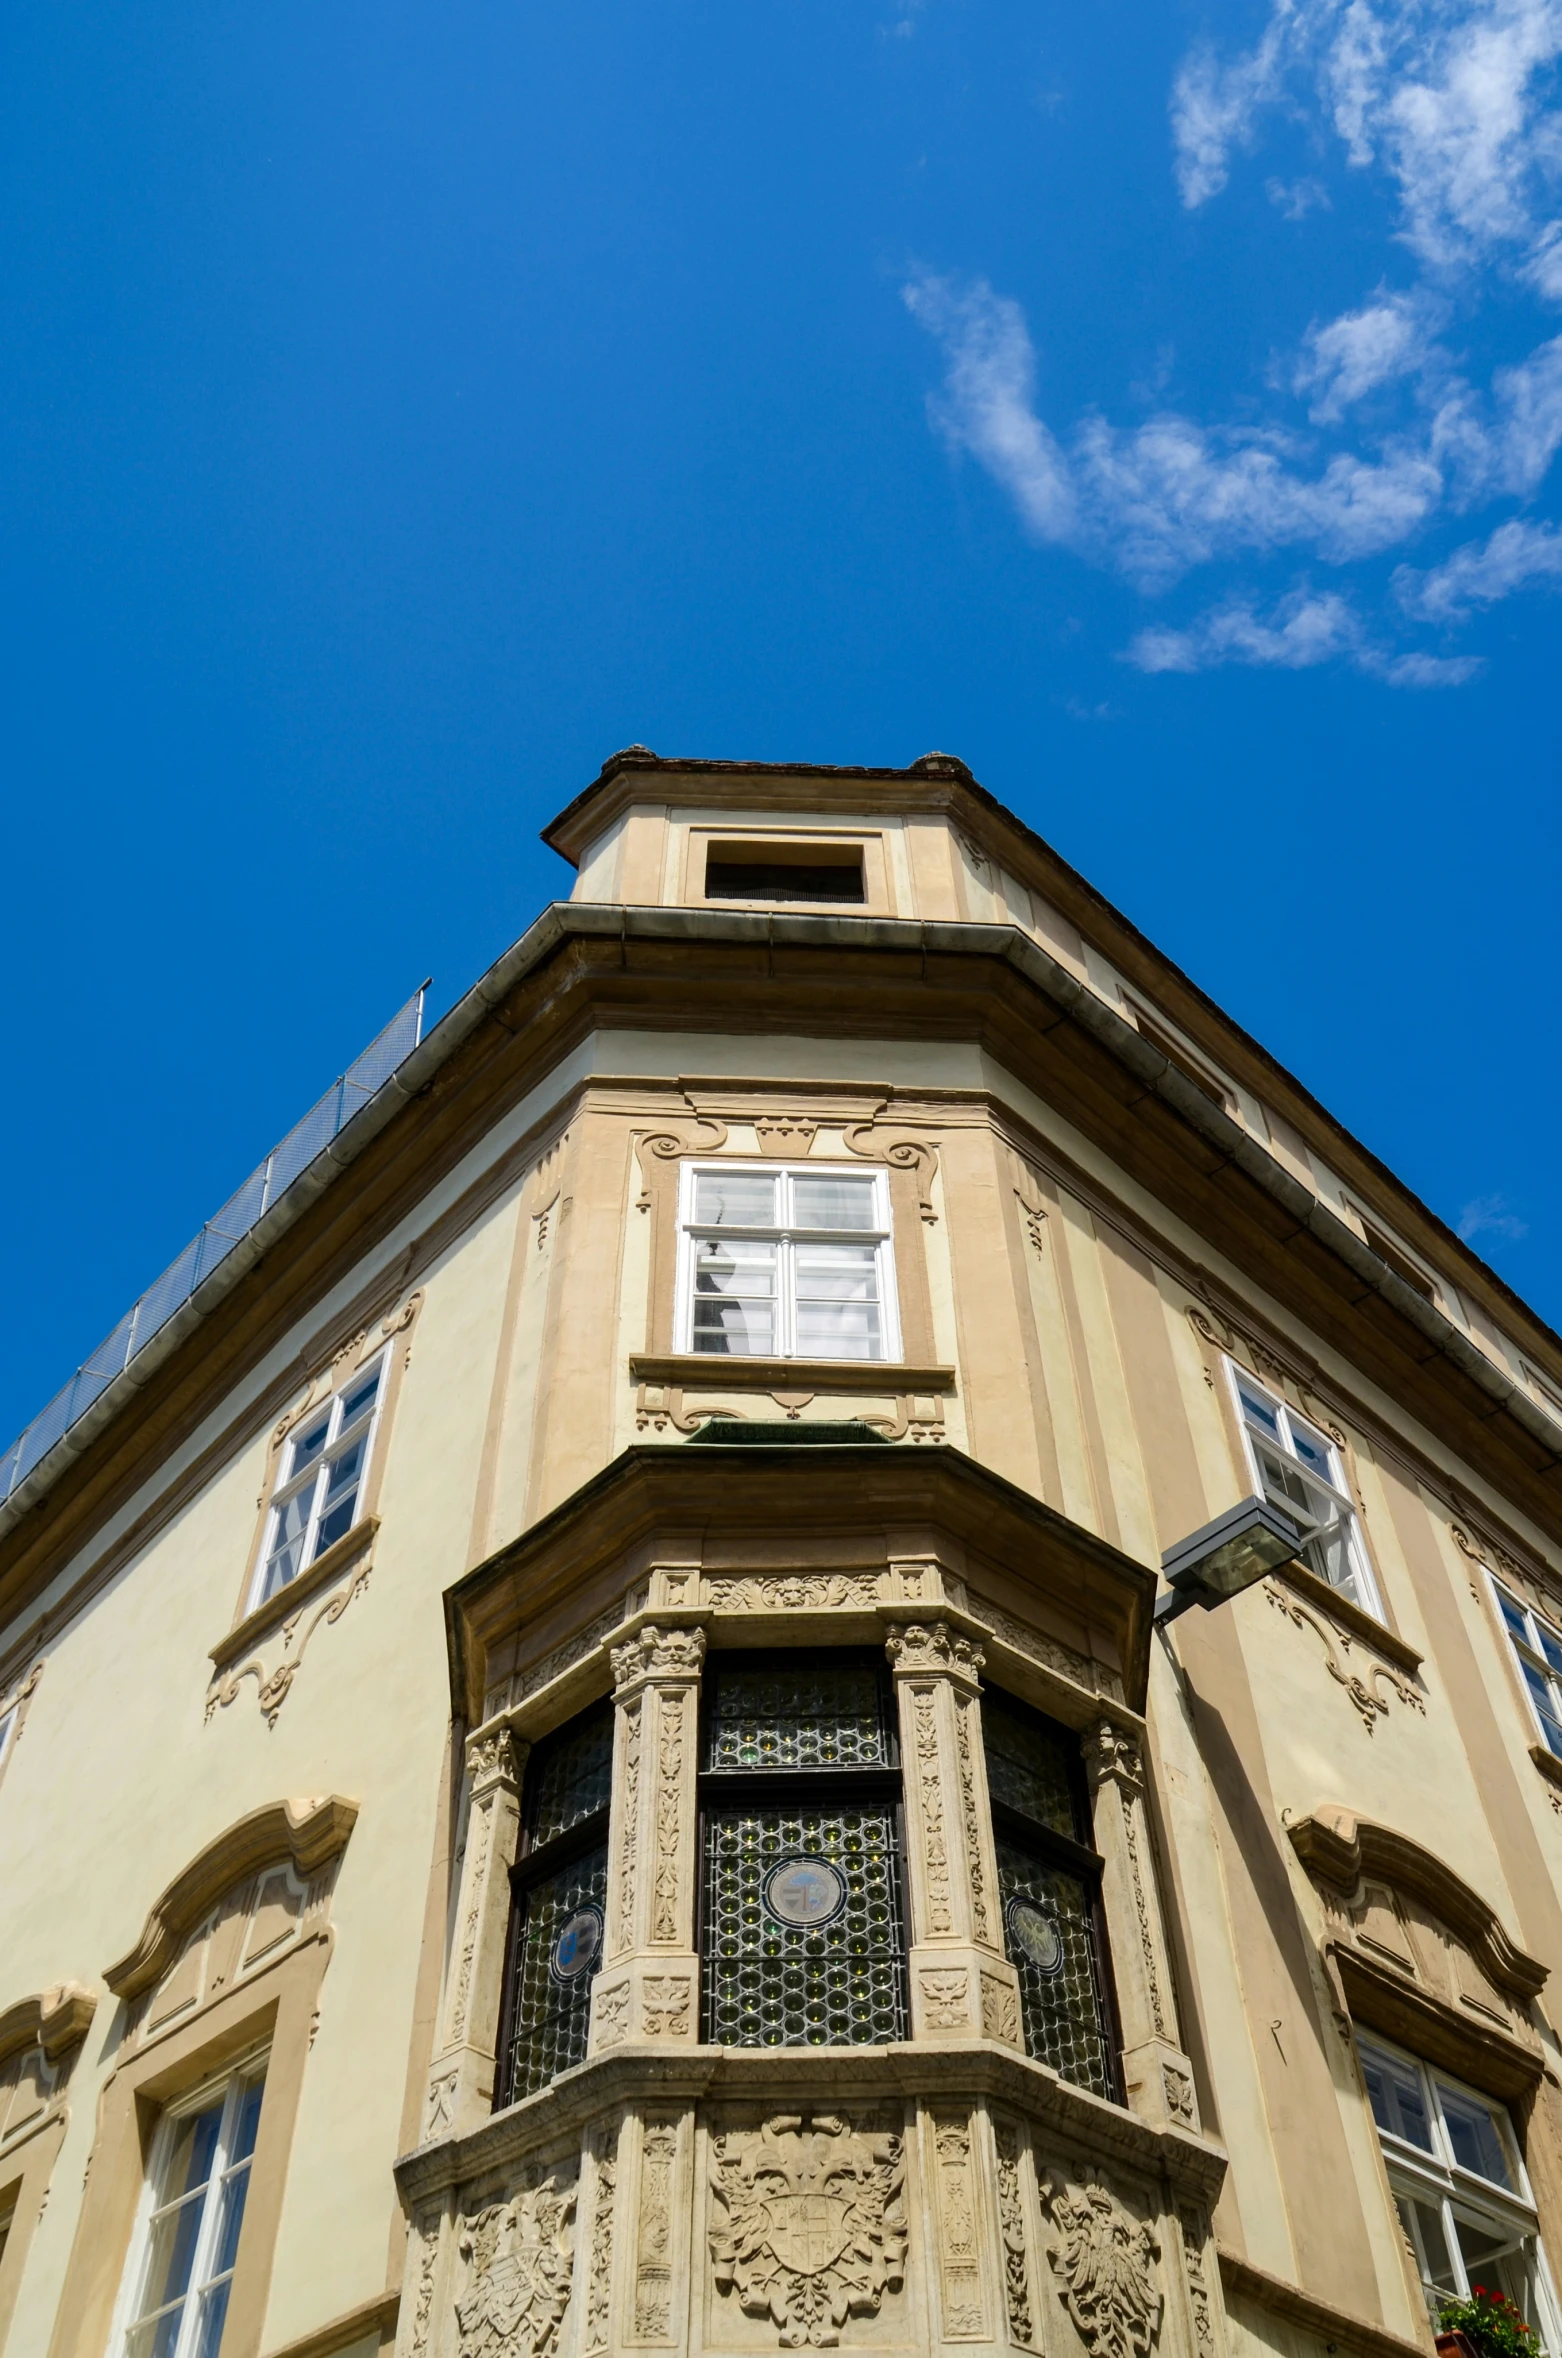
1172, 0, 1562, 291
1458, 1193, 1530, 1241
1123, 584, 1482, 679
1394, 513, 1562, 611
1294, 292, 1440, 419
902, 274, 1077, 540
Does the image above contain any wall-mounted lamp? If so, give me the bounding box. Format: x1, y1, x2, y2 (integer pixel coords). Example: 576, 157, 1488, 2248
1153, 1495, 1302, 1627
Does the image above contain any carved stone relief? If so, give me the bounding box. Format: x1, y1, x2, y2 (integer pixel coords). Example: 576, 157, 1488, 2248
205, 1553, 374, 1727
635, 2117, 679, 2339
583, 2129, 618, 2351
954, 1692, 994, 1948
912, 1688, 953, 1936
612, 1625, 707, 1690
919, 1967, 970, 2030
708, 2112, 907, 2349
995, 2121, 1036, 2348
886, 1622, 984, 1682
1043, 2171, 1161, 2358
614, 1699, 642, 1956
842, 1120, 940, 1223
933, 2113, 986, 2338
1178, 2210, 1215, 2352
454, 2171, 577, 2358
652, 1692, 687, 1944
1263, 1582, 1425, 1735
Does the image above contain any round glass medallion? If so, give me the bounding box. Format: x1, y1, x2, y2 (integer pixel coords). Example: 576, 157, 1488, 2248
1007, 1894, 1064, 1975
763, 1855, 847, 1929
549, 1904, 604, 1984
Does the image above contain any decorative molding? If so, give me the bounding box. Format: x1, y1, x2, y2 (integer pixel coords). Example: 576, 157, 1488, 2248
911, 1688, 954, 1935
1178, 2213, 1214, 2353
1272, 1561, 1423, 1676
610, 1625, 707, 1693
995, 2121, 1036, 2347
634, 2117, 678, 2338
709, 2113, 906, 2348
448, 1799, 492, 2044
633, 1118, 729, 1211
614, 1700, 642, 1956
843, 1120, 941, 1222
706, 1571, 886, 1611
980, 1970, 1021, 2047
641, 1975, 693, 2038
1163, 2063, 1196, 2128
583, 2129, 617, 2351
919, 1968, 971, 2030
210, 1519, 380, 1675
1043, 2171, 1161, 2358
494, 1601, 627, 1720
406, 2213, 441, 2358
1085, 1720, 1144, 1797
1085, 1721, 1170, 2045
466, 1727, 525, 1793
206, 1552, 375, 1729
652, 1693, 687, 1944
455, 2172, 576, 2358
1289, 1806, 1547, 2000
933, 2113, 986, 2338
0, 1982, 95, 2069
885, 1621, 985, 1683
954, 1694, 993, 1947
104, 1796, 358, 1999
973, 1596, 1122, 1702
1015, 1188, 1048, 1256
629, 1354, 956, 1393
1264, 1584, 1425, 1736
754, 1114, 819, 1158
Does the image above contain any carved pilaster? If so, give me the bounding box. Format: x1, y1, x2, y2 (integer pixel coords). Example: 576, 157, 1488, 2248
592, 1625, 706, 2051
422, 1728, 526, 2141
1085, 1718, 1198, 2131
887, 1620, 1023, 2048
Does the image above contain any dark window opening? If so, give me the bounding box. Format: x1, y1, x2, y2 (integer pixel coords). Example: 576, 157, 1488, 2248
1359, 1218, 1437, 1301
704, 842, 865, 904
1133, 1012, 1230, 1110
984, 1689, 1119, 2099
496, 1699, 613, 2106
698, 1653, 907, 2047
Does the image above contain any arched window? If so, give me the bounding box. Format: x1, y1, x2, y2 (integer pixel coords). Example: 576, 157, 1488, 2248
497, 1700, 613, 2104
698, 1654, 908, 2047
983, 1688, 1117, 2098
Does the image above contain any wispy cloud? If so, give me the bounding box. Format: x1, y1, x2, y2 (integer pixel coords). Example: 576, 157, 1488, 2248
1293, 292, 1442, 420
1123, 584, 1481, 680
1458, 1193, 1531, 1242
1395, 514, 1562, 613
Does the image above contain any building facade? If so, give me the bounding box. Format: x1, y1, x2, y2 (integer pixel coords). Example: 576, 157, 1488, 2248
3, 749, 1562, 2358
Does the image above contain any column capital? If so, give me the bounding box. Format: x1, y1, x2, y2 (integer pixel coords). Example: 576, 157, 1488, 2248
465, 1724, 526, 1795
610, 1622, 707, 1694
1084, 1715, 1144, 1795
885, 1619, 985, 1687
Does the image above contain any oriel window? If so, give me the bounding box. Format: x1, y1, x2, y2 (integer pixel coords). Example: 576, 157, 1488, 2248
984, 1689, 1117, 2100
497, 1700, 613, 2106
678, 1164, 899, 1362
699, 1654, 908, 2047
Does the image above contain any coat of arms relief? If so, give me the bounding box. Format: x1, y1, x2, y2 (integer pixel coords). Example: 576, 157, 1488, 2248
709, 2111, 907, 2348
1043, 2170, 1162, 2358
454, 2170, 577, 2358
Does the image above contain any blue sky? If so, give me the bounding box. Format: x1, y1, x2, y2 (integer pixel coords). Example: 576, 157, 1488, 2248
3, 0, 1559, 1449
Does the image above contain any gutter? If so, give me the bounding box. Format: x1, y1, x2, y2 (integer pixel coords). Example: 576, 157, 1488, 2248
2, 902, 1555, 1555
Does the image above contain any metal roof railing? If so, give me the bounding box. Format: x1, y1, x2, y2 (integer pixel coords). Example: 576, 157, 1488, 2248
0, 986, 427, 1506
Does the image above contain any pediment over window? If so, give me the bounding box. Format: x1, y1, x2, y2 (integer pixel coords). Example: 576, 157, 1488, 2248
1290, 1805, 1546, 2099
0, 1984, 94, 2153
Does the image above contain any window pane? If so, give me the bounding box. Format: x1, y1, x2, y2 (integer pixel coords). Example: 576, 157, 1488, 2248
1538, 1623, 1562, 1680
982, 1694, 1084, 1841
126, 2311, 187, 2358
693, 1172, 777, 1227
527, 1704, 614, 1849
997, 1839, 1113, 2099
136, 2191, 210, 2327
703, 1803, 907, 2046
1520, 1662, 1562, 1756
313, 1432, 367, 1555
261, 1487, 314, 1599
1438, 2083, 1516, 2188
790, 1175, 878, 1231
1499, 1593, 1532, 1646
1361, 2042, 1435, 2150
692, 1238, 776, 1356
1395, 2192, 1459, 2302
504, 1845, 608, 2102
230, 2078, 264, 2166
193, 2280, 234, 2358
1238, 1384, 1282, 1439
705, 1662, 892, 1770
1287, 1417, 1336, 1477
207, 2160, 253, 2279
287, 1415, 330, 1481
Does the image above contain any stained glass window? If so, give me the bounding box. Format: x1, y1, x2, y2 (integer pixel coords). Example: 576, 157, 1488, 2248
498, 1700, 613, 2106
983, 1691, 1117, 2099
700, 1656, 907, 2047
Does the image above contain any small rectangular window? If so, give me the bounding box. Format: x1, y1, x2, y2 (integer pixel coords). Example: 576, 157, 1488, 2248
679, 1164, 898, 1363
983, 1690, 1117, 2100
255, 1354, 387, 1607
121, 2062, 266, 2358
1357, 1215, 1438, 1303
699, 1655, 907, 2048
1131, 1010, 1231, 1110
1229, 1363, 1380, 1617
704, 842, 865, 904
498, 1702, 613, 2107
1491, 1577, 1562, 1759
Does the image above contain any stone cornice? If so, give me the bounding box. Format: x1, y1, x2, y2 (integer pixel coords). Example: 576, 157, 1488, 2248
103, 1795, 359, 2001
1217, 2248, 1431, 2358
1289, 1804, 1547, 2001
0, 1982, 96, 2069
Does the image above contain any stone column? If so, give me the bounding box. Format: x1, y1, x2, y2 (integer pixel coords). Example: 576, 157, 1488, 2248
421, 1725, 527, 2141
1086, 1717, 1200, 2131
886, 1620, 1023, 2047
589, 1622, 706, 2053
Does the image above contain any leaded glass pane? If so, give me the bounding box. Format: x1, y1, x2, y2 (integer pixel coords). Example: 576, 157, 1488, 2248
703, 1804, 906, 2045
505, 1845, 607, 2101
527, 1704, 614, 1850
705, 1663, 891, 1770
997, 1838, 1112, 2097
982, 1693, 1082, 1839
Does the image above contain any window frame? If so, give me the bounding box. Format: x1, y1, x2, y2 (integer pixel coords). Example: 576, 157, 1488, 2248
113, 2050, 269, 2358
1489, 1573, 1562, 1760
1358, 2029, 1559, 2346
250, 1349, 388, 1611
1226, 1360, 1382, 1619
675, 1160, 902, 1364
695, 1647, 910, 2049
494, 1699, 614, 2110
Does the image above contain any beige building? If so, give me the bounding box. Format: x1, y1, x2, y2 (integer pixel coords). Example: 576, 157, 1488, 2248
4, 747, 1562, 2358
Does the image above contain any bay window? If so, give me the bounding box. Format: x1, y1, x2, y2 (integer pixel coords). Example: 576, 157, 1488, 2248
699, 1654, 908, 2046
678, 1164, 898, 1361
497, 1701, 613, 2104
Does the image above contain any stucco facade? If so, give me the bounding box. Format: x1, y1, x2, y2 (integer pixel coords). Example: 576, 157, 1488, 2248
3, 749, 1561, 2358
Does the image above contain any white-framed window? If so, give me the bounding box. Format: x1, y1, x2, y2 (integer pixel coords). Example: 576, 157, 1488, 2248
1359, 2031, 1559, 2348
1491, 1577, 1562, 1759
1227, 1363, 1380, 1617
118, 2058, 267, 2358
0, 1704, 15, 1776
676, 1164, 900, 1362
254, 1353, 386, 1608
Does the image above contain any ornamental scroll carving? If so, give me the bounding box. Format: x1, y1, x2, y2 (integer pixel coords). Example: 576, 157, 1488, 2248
1043, 2172, 1161, 2358
455, 2172, 577, 2358
205, 1556, 373, 1728
1263, 1582, 1424, 1735
995, 2122, 1036, 2348
843, 1120, 940, 1223
634, 1118, 729, 1211
709, 2113, 907, 2349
